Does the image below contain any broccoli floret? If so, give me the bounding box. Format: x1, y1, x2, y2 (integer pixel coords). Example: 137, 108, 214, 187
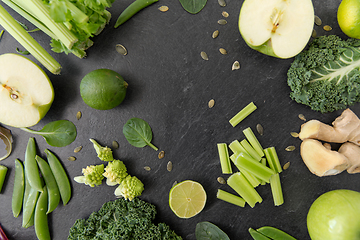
103, 159, 128, 186
287, 35, 360, 113
114, 175, 144, 201
90, 138, 113, 161
73, 164, 105, 187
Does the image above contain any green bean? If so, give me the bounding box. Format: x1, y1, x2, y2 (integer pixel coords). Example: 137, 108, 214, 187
249, 228, 271, 240
257, 226, 297, 240
25, 138, 42, 192
34, 186, 51, 240
0, 165, 8, 192
12, 159, 25, 217
35, 155, 60, 214
114, 0, 159, 28
45, 149, 71, 205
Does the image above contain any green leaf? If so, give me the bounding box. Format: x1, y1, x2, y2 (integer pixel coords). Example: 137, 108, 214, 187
21, 120, 77, 147
195, 222, 230, 240
179, 0, 207, 14
123, 118, 158, 151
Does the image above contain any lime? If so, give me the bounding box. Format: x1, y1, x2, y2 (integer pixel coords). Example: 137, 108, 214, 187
169, 180, 207, 219
337, 0, 360, 39
80, 69, 128, 110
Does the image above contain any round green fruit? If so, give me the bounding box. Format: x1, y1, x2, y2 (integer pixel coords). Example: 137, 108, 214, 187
80, 69, 128, 110
337, 0, 360, 39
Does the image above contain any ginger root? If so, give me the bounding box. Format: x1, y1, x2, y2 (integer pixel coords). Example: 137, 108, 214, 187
338, 142, 360, 174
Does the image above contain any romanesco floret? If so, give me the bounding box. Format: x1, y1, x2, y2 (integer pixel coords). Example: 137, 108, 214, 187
89, 138, 113, 161
74, 164, 105, 187
103, 159, 128, 186
114, 175, 144, 201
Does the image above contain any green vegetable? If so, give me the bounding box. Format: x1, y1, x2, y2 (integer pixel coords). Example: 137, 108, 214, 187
229, 102, 257, 127
90, 138, 113, 162
195, 221, 230, 240
249, 228, 271, 240
21, 120, 77, 147
123, 117, 158, 151
34, 186, 50, 240
240, 139, 262, 161
287, 35, 360, 113
12, 159, 25, 218
229, 140, 247, 154
16, 47, 30, 55
216, 189, 245, 207
230, 155, 261, 187
269, 173, 284, 206
68, 197, 182, 239
264, 147, 282, 173
22, 175, 39, 228
73, 164, 105, 187
115, 0, 158, 28
217, 143, 232, 174
24, 138, 42, 192
103, 159, 128, 186
114, 175, 144, 201
255, 226, 297, 240
243, 127, 264, 158
179, 0, 208, 14
0, 165, 8, 192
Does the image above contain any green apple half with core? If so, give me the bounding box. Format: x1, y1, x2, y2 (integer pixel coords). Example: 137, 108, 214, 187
239, 0, 314, 59
0, 53, 54, 128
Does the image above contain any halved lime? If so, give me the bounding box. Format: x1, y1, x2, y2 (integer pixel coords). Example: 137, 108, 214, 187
169, 180, 207, 218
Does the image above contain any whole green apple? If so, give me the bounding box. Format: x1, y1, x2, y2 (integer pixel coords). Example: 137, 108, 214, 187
307, 189, 360, 240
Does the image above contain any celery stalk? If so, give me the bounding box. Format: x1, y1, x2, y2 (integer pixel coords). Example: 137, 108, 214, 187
234, 152, 275, 183
217, 189, 246, 207
243, 127, 264, 157
227, 172, 262, 208
229, 102, 257, 127
270, 173, 284, 206
217, 143, 232, 174
240, 139, 262, 161
229, 140, 247, 154
264, 147, 282, 173
230, 154, 261, 187
64, 0, 89, 24
0, 5, 61, 74
0, 165, 8, 192
260, 158, 267, 185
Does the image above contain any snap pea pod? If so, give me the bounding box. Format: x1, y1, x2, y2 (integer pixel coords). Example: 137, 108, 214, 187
0, 165, 7, 192
45, 149, 71, 205
12, 159, 25, 218
257, 226, 297, 240
35, 155, 60, 214
25, 138, 42, 192
114, 0, 159, 28
249, 228, 271, 240
22, 178, 39, 228
34, 186, 50, 240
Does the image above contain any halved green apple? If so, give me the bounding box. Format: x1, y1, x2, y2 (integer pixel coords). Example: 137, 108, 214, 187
0, 53, 54, 128
239, 0, 314, 59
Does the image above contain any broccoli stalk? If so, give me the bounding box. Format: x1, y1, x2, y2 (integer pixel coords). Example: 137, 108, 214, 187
103, 160, 128, 186
74, 164, 105, 187
90, 139, 114, 162
114, 175, 144, 201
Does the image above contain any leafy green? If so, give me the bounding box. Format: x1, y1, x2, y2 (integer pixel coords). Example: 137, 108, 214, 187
123, 117, 158, 151
20, 120, 77, 147
179, 0, 207, 14
67, 197, 182, 240
16, 47, 30, 55
287, 35, 360, 113
195, 222, 230, 240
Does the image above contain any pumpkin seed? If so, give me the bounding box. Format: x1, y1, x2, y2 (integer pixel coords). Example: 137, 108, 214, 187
144, 166, 151, 171
167, 161, 173, 172
74, 146, 82, 153
172, 181, 178, 188
290, 132, 299, 138
283, 161, 290, 170
232, 61, 240, 70
67, 156, 76, 161
312, 29, 317, 38
256, 124, 264, 136
314, 15, 322, 26
217, 177, 226, 184
76, 111, 82, 120
219, 48, 227, 55
285, 145, 296, 152
201, 51, 209, 60
218, 0, 226, 7
208, 99, 215, 108
212, 30, 219, 39
158, 150, 165, 159
115, 44, 127, 55
158, 6, 169, 12
222, 11, 229, 18
218, 19, 227, 25
323, 25, 332, 31
112, 141, 119, 149
298, 114, 306, 121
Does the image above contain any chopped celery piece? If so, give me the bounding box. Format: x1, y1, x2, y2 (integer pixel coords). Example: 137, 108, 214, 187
230, 153, 261, 187
229, 102, 257, 127
227, 172, 262, 208
234, 152, 275, 183
229, 140, 246, 154
260, 158, 267, 185
270, 173, 284, 206
217, 189, 245, 207
240, 139, 262, 161
264, 147, 282, 173
217, 143, 232, 174
243, 127, 264, 157
230, 153, 237, 162
0, 165, 8, 192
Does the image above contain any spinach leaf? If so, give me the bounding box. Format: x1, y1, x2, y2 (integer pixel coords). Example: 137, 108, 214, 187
123, 118, 158, 151
179, 0, 207, 14
21, 120, 77, 147
195, 222, 230, 240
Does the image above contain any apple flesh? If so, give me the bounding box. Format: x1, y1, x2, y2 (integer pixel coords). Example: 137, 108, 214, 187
239, 0, 314, 59
0, 53, 54, 128
307, 189, 360, 240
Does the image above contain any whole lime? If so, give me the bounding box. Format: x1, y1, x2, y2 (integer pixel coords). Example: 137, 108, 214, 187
337, 0, 360, 39
80, 69, 128, 110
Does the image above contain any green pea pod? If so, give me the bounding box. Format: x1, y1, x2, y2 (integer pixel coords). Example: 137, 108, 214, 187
0, 165, 8, 192
45, 149, 71, 205
35, 155, 60, 214
249, 228, 271, 240
12, 159, 25, 218
22, 172, 31, 227
25, 138, 42, 192
257, 226, 297, 240
114, 0, 159, 28
34, 186, 51, 240
22, 181, 40, 228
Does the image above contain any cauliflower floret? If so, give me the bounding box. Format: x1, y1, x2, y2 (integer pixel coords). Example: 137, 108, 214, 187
74, 164, 105, 187
114, 175, 144, 201
103, 160, 128, 186
90, 138, 113, 162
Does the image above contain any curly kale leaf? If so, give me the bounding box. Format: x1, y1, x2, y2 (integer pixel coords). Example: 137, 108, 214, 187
287, 35, 360, 113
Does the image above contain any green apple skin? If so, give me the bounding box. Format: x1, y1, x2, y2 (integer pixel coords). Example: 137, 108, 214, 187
307, 189, 360, 240
242, 38, 278, 58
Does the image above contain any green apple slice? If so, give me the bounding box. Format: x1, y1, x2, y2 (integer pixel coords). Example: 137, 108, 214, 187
239, 0, 314, 59
0, 53, 54, 128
